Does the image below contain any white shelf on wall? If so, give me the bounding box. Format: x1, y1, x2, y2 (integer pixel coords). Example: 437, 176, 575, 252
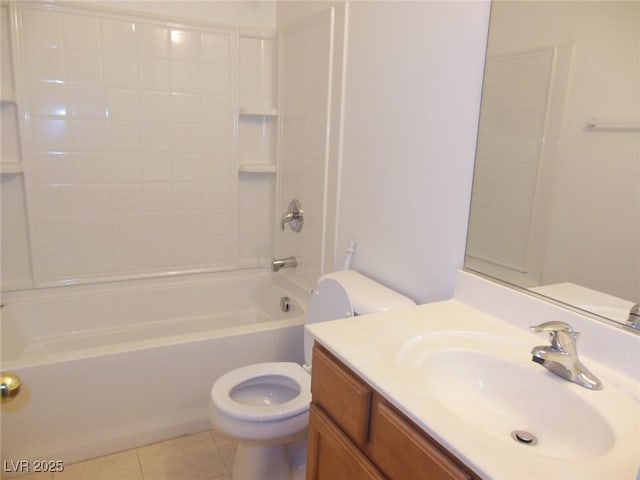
239, 107, 278, 117
1, 162, 23, 174
238, 163, 277, 174
1, 90, 16, 102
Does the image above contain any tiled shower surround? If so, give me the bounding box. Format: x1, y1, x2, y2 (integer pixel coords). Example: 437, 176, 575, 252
18, 4, 237, 284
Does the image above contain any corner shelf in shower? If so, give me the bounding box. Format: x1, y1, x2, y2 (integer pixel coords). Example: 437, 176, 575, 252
0, 90, 16, 103
1, 161, 23, 174
239, 107, 278, 117
238, 163, 277, 174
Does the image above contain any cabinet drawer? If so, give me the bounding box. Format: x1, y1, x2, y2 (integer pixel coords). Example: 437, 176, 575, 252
368, 397, 473, 480
311, 344, 372, 447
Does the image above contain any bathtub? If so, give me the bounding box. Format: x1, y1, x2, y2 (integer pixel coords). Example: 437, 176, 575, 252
0, 269, 308, 471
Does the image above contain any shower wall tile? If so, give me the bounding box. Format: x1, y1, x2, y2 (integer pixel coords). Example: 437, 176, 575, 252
34, 153, 75, 184
467, 49, 552, 272
171, 60, 201, 93
100, 18, 137, 53
24, 47, 65, 81
202, 65, 230, 94
21, 8, 62, 48
71, 119, 108, 151
76, 215, 113, 244
30, 83, 67, 116
106, 88, 140, 120
69, 87, 106, 118
201, 95, 229, 123
139, 57, 171, 91
108, 122, 140, 151
103, 54, 138, 88
202, 33, 231, 64
18, 4, 237, 285
137, 24, 169, 57
65, 50, 103, 84
33, 118, 70, 151
277, 13, 332, 289
171, 29, 201, 60
171, 93, 201, 122
62, 13, 101, 51
173, 154, 201, 181
140, 91, 171, 121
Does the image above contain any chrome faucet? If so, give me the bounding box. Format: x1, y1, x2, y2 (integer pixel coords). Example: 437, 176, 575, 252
530, 321, 602, 390
627, 303, 640, 330
271, 256, 297, 272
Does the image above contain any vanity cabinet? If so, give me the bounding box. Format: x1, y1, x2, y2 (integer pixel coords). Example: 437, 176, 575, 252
307, 343, 479, 480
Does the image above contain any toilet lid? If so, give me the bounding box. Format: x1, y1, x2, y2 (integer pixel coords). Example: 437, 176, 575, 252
211, 362, 311, 422
304, 277, 354, 366
306, 278, 354, 324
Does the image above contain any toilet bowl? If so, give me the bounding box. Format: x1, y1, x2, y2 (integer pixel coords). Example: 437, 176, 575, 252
208, 270, 415, 480
210, 362, 311, 443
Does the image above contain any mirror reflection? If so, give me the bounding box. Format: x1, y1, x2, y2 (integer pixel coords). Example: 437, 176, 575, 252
465, 1, 639, 329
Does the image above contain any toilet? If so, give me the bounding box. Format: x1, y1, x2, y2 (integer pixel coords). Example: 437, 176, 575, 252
208, 270, 415, 480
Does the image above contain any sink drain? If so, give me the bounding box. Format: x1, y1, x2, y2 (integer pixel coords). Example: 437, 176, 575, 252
511, 430, 538, 446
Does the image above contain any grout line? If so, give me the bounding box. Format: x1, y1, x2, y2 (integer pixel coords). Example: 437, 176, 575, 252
134, 447, 145, 480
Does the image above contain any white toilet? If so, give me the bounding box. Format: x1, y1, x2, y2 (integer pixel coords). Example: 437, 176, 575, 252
208, 270, 415, 480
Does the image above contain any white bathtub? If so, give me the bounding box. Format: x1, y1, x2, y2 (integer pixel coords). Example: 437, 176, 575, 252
0, 269, 308, 471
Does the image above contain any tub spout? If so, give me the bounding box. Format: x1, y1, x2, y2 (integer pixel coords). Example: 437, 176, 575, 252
271, 256, 297, 272
627, 303, 640, 330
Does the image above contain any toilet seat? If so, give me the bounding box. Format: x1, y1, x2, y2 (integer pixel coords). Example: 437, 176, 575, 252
211, 362, 311, 422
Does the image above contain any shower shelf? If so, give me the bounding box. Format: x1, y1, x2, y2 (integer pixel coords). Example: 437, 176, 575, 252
238, 163, 277, 174
239, 107, 278, 117
1, 162, 23, 174
1, 90, 16, 103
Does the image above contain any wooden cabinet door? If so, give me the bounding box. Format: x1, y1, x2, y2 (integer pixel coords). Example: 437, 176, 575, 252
307, 404, 386, 480
311, 344, 372, 447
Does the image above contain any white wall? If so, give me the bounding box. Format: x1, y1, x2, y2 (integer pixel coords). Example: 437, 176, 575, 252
335, 2, 490, 303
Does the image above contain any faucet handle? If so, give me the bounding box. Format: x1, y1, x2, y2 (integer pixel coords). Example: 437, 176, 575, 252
530, 321, 574, 334
280, 199, 304, 232
530, 321, 578, 352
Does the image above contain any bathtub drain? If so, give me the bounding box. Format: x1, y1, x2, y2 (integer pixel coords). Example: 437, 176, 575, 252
511, 430, 538, 446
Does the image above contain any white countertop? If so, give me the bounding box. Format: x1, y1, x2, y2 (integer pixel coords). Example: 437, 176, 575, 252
306, 271, 640, 479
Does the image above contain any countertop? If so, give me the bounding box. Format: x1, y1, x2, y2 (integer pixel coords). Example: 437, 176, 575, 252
306, 296, 640, 479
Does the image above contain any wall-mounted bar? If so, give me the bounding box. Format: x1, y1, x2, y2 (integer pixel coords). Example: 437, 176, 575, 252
585, 122, 640, 131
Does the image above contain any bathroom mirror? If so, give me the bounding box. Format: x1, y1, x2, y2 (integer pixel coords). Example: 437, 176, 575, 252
465, 1, 639, 329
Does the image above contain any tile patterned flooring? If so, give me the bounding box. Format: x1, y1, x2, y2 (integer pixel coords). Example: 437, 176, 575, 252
13, 431, 237, 480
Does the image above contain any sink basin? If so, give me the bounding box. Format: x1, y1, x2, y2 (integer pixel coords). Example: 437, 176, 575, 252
396, 332, 627, 460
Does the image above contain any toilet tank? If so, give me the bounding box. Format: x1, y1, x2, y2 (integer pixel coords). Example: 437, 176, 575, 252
303, 270, 415, 367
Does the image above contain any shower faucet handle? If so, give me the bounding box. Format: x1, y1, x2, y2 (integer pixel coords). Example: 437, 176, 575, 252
280, 199, 304, 232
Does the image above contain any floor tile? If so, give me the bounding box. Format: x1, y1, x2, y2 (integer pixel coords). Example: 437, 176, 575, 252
52, 450, 142, 480
5, 472, 53, 480
209, 430, 237, 473
137, 432, 226, 480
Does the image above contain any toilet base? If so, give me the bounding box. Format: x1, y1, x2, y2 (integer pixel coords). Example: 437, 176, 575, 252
232, 443, 291, 480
